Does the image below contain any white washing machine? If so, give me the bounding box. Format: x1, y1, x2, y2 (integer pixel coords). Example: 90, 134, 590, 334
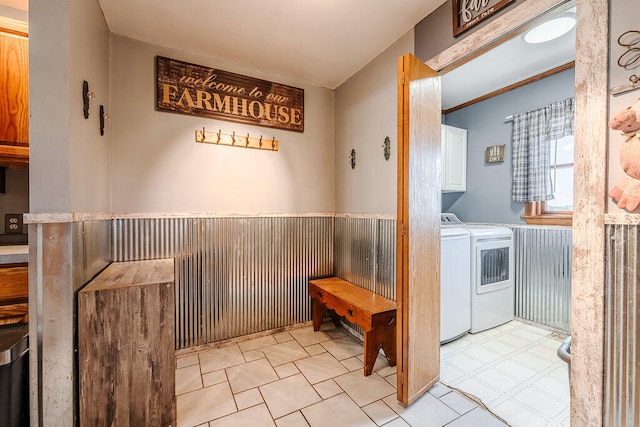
440, 227, 471, 343
441, 214, 514, 333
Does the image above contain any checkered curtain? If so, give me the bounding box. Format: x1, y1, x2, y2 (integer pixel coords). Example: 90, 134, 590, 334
511, 97, 574, 202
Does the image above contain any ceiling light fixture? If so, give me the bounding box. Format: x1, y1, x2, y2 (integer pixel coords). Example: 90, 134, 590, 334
523, 14, 576, 44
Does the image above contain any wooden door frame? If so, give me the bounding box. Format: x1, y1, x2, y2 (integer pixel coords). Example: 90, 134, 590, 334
424, 0, 607, 425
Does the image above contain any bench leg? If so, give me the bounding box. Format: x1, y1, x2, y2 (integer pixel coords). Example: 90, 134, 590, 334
312, 298, 326, 331
328, 309, 341, 328
363, 323, 397, 376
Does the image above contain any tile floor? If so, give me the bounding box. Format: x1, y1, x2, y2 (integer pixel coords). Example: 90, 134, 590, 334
175, 322, 508, 427
441, 320, 570, 427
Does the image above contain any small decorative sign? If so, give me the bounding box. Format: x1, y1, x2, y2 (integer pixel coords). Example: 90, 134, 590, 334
486, 144, 505, 163
452, 0, 515, 37
156, 56, 304, 132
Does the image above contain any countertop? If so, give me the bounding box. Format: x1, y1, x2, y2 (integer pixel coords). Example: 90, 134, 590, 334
0, 245, 28, 265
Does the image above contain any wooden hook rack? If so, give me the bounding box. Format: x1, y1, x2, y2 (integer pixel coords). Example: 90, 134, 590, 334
195, 128, 279, 151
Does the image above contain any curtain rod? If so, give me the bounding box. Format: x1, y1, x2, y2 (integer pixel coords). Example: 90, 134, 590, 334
505, 115, 514, 121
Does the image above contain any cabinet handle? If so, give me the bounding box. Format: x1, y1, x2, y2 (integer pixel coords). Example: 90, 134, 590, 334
348, 309, 354, 317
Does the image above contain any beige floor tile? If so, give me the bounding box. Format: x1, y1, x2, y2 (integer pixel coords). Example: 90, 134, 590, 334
460, 345, 502, 364
301, 393, 376, 427
385, 373, 397, 387
446, 407, 508, 427
238, 335, 278, 352
333, 371, 395, 407
362, 400, 398, 426
199, 344, 245, 374
260, 373, 322, 419
340, 356, 363, 372
326, 330, 347, 339
531, 375, 570, 403
474, 340, 518, 356
177, 354, 199, 369
275, 411, 310, 427
275, 362, 300, 379
439, 391, 477, 415
290, 327, 332, 347
234, 388, 264, 410
510, 351, 557, 371
304, 344, 326, 356
262, 340, 310, 366
175, 364, 203, 395
295, 352, 348, 384
226, 358, 279, 393
202, 369, 227, 387
320, 336, 363, 361
243, 349, 266, 362
381, 418, 410, 427
383, 391, 460, 426
428, 382, 452, 398
274, 331, 295, 343
208, 403, 275, 427
452, 378, 501, 405
313, 379, 343, 399
440, 361, 466, 383
177, 382, 237, 427
444, 352, 485, 373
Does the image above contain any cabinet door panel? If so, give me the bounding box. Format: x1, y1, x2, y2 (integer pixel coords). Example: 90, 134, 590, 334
0, 32, 28, 146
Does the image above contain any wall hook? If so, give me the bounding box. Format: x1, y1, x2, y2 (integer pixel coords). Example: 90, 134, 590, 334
232, 131, 236, 145
272, 137, 276, 150
201, 127, 206, 142
383, 136, 391, 161
99, 105, 105, 136
259, 135, 263, 148
246, 133, 250, 147
217, 129, 221, 143
350, 149, 356, 169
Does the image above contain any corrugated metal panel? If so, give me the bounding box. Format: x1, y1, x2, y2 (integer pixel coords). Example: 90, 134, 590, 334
605, 224, 640, 426
113, 217, 333, 349
334, 216, 396, 336
511, 226, 572, 333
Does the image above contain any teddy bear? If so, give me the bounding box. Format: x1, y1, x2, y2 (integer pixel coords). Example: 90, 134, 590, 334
609, 100, 640, 210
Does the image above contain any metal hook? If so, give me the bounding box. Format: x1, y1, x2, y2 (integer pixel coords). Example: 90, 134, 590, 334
201, 127, 206, 142
259, 135, 263, 148
246, 133, 250, 147
232, 131, 236, 145
272, 137, 276, 150
217, 129, 221, 143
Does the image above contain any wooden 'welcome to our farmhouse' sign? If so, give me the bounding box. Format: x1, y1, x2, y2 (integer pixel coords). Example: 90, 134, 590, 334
156, 56, 304, 133
452, 0, 515, 36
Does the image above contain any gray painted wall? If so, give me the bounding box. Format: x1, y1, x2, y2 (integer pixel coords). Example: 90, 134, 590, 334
442, 68, 575, 224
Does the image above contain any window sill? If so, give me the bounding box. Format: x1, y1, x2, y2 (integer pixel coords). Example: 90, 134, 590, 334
521, 214, 572, 226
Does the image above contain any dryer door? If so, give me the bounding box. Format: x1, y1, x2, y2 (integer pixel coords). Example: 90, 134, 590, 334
474, 238, 513, 294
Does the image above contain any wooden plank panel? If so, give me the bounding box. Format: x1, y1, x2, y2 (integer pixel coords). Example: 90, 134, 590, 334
571, 0, 608, 425
78, 259, 175, 426
397, 54, 441, 406
0, 31, 28, 146
0, 265, 28, 305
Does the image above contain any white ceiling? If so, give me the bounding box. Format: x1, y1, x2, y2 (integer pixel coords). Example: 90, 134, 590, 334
1, 0, 575, 109
97, 0, 444, 89
441, 9, 576, 110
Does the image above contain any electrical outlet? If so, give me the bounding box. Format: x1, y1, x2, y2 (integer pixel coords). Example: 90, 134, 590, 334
5, 213, 23, 234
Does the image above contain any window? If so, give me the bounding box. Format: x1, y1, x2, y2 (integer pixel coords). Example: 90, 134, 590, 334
546, 135, 574, 212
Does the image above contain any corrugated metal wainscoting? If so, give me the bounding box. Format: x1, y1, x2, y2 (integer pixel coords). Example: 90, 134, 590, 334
334, 216, 396, 335
511, 226, 572, 333
113, 217, 333, 349
605, 224, 640, 426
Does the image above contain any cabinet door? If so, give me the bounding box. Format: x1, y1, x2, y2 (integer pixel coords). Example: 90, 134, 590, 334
442, 125, 467, 192
0, 31, 29, 146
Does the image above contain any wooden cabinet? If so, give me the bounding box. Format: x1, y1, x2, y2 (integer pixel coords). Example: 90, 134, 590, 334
78, 259, 176, 426
441, 124, 467, 192
0, 263, 28, 325
0, 24, 29, 167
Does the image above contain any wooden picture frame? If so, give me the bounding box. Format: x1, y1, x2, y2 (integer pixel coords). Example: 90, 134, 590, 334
452, 0, 515, 37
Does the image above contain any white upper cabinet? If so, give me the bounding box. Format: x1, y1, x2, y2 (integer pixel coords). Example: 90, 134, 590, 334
441, 124, 467, 192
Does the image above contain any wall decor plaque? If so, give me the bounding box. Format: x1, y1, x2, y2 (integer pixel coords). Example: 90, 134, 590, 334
452, 0, 515, 37
156, 56, 304, 132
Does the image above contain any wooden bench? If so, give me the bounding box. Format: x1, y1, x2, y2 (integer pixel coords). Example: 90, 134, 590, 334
308, 277, 397, 376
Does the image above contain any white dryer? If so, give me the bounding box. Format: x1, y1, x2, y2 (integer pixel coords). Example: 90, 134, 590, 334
440, 227, 471, 343
442, 214, 514, 333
